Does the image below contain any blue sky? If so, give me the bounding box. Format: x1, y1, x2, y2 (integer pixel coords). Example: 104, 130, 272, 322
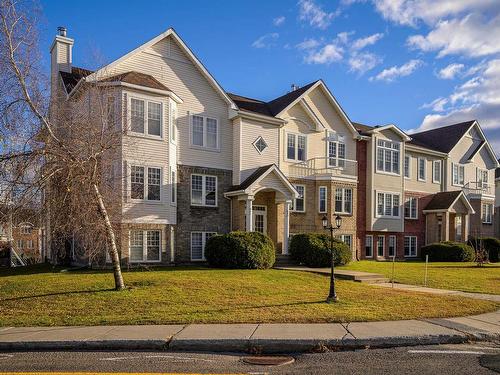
39, 0, 500, 153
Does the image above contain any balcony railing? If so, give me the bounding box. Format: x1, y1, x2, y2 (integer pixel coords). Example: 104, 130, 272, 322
463, 181, 494, 197
289, 157, 357, 179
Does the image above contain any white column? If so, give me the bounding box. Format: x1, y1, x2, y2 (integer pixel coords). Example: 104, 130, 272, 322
245, 196, 254, 232
444, 212, 450, 241
283, 200, 291, 254
463, 214, 469, 242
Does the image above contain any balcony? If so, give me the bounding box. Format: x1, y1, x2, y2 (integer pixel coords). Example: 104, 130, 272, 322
289, 157, 358, 180
463, 181, 494, 198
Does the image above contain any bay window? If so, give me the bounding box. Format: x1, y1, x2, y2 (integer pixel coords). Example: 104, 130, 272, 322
377, 192, 400, 218
130, 98, 163, 137
131, 165, 161, 201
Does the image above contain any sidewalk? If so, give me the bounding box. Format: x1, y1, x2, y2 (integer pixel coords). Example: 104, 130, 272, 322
0, 310, 498, 353
277, 266, 500, 302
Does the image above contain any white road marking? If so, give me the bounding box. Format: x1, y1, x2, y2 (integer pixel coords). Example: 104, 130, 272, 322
408, 350, 485, 355
464, 346, 500, 351
100, 354, 215, 363
0, 354, 14, 360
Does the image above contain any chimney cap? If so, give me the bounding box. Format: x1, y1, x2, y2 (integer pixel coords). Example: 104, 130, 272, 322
57, 26, 67, 37
291, 83, 299, 92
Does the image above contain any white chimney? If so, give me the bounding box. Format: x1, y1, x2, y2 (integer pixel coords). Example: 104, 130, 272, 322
50, 26, 73, 75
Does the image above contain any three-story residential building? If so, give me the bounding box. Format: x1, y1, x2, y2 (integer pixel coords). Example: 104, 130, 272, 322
48, 27, 498, 266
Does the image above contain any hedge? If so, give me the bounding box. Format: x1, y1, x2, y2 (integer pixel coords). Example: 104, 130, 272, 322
468, 237, 500, 263
289, 233, 352, 267
204, 231, 275, 269
421, 241, 475, 262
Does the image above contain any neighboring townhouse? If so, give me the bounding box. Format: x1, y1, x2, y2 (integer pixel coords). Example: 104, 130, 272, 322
496, 163, 500, 238
47, 27, 498, 266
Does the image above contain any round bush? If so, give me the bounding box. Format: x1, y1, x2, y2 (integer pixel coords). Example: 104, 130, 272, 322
468, 237, 500, 263
289, 233, 351, 267
204, 231, 275, 269
421, 241, 475, 262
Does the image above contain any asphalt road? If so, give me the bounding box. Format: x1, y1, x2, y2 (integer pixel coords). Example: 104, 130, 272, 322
0, 342, 499, 374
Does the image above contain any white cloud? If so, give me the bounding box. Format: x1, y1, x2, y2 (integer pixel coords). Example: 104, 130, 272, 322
348, 52, 382, 75
298, 0, 339, 29
421, 97, 449, 112
251, 33, 279, 49
351, 33, 384, 50
296, 38, 321, 50
304, 43, 344, 64
437, 63, 465, 80
370, 59, 423, 82
407, 13, 500, 58
372, 0, 498, 27
337, 31, 354, 44
273, 16, 286, 26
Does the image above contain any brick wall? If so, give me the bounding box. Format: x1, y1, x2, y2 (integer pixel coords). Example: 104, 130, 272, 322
469, 199, 495, 238
356, 140, 368, 260
175, 164, 232, 263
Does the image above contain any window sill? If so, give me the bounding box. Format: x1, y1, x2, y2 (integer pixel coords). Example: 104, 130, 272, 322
335, 212, 353, 216
128, 132, 165, 141
375, 170, 401, 177
291, 210, 306, 214
190, 204, 218, 209
404, 217, 418, 220
130, 199, 164, 206
129, 260, 162, 264
375, 215, 401, 220
191, 258, 207, 262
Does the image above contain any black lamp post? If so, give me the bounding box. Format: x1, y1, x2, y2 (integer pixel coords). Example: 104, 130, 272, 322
322, 214, 342, 303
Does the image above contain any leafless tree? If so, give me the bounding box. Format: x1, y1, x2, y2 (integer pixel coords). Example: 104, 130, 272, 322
0, 0, 126, 289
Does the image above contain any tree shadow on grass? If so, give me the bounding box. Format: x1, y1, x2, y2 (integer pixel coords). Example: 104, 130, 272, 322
0, 288, 115, 302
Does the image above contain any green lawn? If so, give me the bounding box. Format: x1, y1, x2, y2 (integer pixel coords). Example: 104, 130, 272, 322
339, 261, 500, 295
0, 265, 497, 327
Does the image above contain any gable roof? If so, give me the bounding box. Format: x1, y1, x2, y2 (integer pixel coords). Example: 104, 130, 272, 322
423, 190, 474, 213
227, 164, 275, 192
60, 66, 94, 93
352, 122, 374, 136
84, 28, 237, 110
267, 81, 319, 116
227, 93, 273, 117
409, 120, 475, 153
352, 122, 411, 141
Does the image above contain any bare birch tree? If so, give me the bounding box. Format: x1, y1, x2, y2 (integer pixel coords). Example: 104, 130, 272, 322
0, 0, 126, 290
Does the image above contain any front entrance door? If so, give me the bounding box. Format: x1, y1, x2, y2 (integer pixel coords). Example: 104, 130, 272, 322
253, 205, 267, 235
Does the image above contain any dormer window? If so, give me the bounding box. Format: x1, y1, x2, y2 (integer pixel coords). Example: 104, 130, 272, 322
253, 136, 268, 154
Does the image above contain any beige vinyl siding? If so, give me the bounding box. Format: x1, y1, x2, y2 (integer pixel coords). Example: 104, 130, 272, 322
232, 117, 242, 185
404, 151, 443, 193
239, 118, 280, 183
95, 35, 232, 171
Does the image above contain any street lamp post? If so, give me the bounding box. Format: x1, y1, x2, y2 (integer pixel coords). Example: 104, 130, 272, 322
322, 214, 342, 303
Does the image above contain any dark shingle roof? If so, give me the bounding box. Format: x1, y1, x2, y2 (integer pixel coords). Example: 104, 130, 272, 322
424, 191, 462, 210
101, 71, 171, 91
60, 66, 94, 93
496, 161, 500, 179
227, 81, 319, 118
352, 122, 375, 136
227, 164, 275, 192
409, 120, 475, 153
467, 140, 485, 161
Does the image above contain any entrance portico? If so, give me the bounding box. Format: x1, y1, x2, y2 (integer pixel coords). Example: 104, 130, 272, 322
225, 164, 298, 254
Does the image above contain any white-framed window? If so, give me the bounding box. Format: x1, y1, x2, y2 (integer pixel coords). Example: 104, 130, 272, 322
404, 236, 417, 257
20, 224, 33, 235
327, 132, 346, 167
339, 234, 352, 250
335, 188, 352, 214
365, 235, 373, 258
376, 192, 400, 218
404, 155, 411, 179
318, 186, 327, 213
455, 215, 463, 241
432, 160, 442, 184
253, 136, 268, 154
191, 232, 216, 261
191, 174, 217, 207
388, 235, 396, 257
477, 169, 489, 188
130, 165, 161, 201
452, 163, 465, 186
286, 133, 307, 161
418, 158, 426, 181
170, 167, 176, 205
130, 97, 163, 137
377, 235, 385, 257
190, 114, 219, 150
27, 240, 34, 249
404, 197, 418, 219
129, 230, 161, 263
482, 203, 493, 224
376, 139, 400, 174
291, 184, 305, 212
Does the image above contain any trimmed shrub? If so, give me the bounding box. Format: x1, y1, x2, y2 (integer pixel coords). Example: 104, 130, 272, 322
204, 231, 275, 269
468, 237, 500, 263
289, 233, 352, 267
421, 241, 475, 262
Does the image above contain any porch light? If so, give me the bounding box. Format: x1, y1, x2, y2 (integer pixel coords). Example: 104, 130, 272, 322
335, 215, 342, 229
321, 215, 328, 229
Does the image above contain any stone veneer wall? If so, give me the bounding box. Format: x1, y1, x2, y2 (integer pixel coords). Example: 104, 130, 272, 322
175, 164, 232, 263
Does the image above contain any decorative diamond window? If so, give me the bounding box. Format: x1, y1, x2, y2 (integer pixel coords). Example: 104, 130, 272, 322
253, 136, 268, 154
